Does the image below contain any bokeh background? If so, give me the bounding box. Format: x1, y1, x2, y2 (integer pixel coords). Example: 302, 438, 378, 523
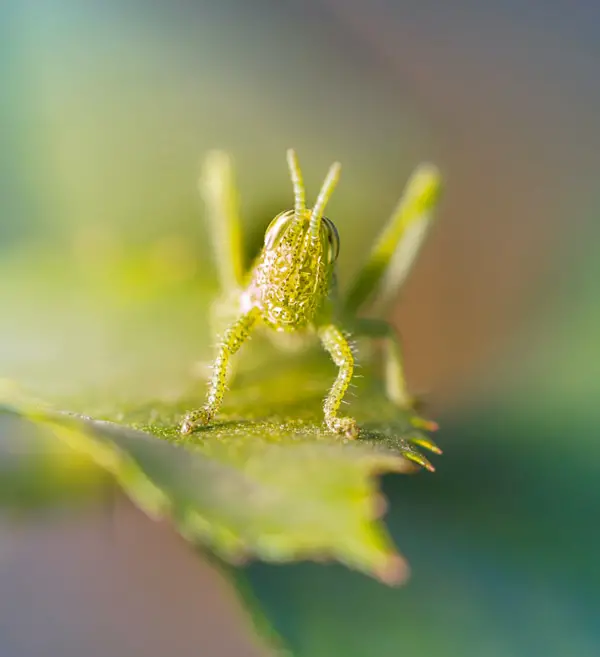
1, 1, 600, 655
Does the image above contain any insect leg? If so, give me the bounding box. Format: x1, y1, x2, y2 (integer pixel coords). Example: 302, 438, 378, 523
343, 164, 442, 316
318, 324, 358, 438
352, 318, 438, 432
200, 150, 245, 294
180, 309, 258, 434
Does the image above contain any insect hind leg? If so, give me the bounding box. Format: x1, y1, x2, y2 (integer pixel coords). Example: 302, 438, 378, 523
200, 151, 246, 295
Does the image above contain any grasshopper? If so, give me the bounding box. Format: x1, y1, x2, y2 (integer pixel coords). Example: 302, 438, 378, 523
181, 149, 441, 439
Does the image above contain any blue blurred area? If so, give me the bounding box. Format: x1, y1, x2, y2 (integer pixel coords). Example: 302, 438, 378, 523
1, 1, 600, 656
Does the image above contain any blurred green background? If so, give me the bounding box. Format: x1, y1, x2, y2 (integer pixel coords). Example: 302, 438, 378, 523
1, 1, 599, 656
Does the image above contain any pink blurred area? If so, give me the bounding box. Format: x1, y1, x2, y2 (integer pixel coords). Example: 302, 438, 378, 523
0, 499, 266, 657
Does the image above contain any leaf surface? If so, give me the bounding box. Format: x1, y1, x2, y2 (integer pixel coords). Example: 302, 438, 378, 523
0, 251, 440, 583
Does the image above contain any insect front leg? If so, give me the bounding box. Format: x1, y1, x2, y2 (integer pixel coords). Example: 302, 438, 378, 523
318, 324, 358, 439
180, 309, 258, 435
352, 318, 437, 431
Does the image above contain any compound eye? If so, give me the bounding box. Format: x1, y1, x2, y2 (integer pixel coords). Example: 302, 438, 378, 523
322, 216, 340, 262
264, 210, 294, 249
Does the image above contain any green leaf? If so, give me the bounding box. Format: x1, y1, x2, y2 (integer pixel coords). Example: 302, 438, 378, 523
0, 250, 440, 585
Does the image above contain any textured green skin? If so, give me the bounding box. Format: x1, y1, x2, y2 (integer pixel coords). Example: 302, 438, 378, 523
249, 210, 332, 328
180, 150, 441, 438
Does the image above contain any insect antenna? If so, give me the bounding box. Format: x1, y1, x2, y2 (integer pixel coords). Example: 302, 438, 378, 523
286, 149, 306, 216
310, 160, 341, 239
